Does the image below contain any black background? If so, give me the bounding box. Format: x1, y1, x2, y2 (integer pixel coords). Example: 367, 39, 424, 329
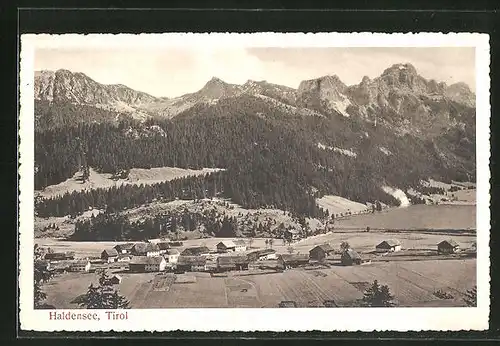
4, 3, 500, 344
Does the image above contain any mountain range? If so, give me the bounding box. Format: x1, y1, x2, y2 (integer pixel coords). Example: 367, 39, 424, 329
34, 63, 475, 126
34, 63, 476, 220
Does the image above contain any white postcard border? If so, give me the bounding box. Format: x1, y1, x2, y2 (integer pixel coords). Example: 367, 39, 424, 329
19, 32, 490, 332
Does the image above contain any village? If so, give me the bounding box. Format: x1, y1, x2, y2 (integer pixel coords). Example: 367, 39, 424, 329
36, 226, 477, 298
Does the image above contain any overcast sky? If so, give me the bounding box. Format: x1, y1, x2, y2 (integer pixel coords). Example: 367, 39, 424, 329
34, 47, 475, 98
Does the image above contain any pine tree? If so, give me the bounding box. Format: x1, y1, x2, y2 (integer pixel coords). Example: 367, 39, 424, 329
80, 271, 130, 309
362, 280, 396, 307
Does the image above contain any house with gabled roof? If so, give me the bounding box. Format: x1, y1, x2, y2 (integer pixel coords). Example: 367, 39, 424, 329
129, 256, 166, 272
438, 240, 460, 254
164, 249, 180, 264
113, 243, 135, 254
217, 256, 250, 272
309, 244, 335, 261
233, 239, 247, 252
181, 246, 210, 256
216, 240, 236, 253
375, 239, 402, 252
341, 249, 362, 266
131, 242, 161, 257
101, 248, 119, 263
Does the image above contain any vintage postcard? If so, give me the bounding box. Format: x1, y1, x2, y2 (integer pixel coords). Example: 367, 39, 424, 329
19, 33, 490, 332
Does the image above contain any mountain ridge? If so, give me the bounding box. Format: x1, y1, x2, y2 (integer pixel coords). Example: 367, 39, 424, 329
34, 64, 475, 122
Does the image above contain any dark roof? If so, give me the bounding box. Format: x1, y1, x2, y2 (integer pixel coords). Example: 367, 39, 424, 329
102, 248, 119, 256
165, 249, 180, 256
177, 256, 207, 266
343, 249, 361, 260
217, 241, 236, 248
438, 239, 459, 248
132, 242, 160, 254
310, 244, 334, 253
248, 249, 276, 256
376, 240, 401, 248
181, 246, 210, 256
157, 242, 171, 250
233, 239, 247, 246
129, 256, 165, 265
279, 254, 309, 263
114, 243, 135, 250
217, 256, 250, 266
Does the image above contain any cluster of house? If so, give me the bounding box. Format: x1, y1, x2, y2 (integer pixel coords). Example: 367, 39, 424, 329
38, 237, 469, 276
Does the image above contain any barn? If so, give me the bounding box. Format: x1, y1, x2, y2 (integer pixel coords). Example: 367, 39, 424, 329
157, 242, 171, 254
278, 254, 309, 269
438, 240, 460, 254
113, 243, 135, 254
131, 243, 161, 257
246, 249, 277, 262
68, 260, 92, 272
128, 256, 167, 272
216, 240, 236, 253
309, 244, 335, 261
217, 256, 250, 272
375, 240, 402, 252
176, 256, 207, 273
44, 252, 75, 261
181, 246, 210, 256
341, 249, 362, 266
101, 248, 119, 263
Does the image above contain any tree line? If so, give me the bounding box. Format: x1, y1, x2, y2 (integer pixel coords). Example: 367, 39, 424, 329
35, 98, 475, 218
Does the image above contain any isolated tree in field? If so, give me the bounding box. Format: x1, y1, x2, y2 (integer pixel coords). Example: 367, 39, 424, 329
268, 238, 274, 249
287, 246, 294, 254
80, 271, 130, 309
362, 280, 396, 307
464, 286, 477, 307
340, 241, 350, 252
265, 239, 269, 248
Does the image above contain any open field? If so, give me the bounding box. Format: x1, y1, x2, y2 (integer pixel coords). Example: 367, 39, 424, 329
335, 204, 476, 231
316, 195, 370, 216
43, 258, 476, 308
36, 166, 223, 199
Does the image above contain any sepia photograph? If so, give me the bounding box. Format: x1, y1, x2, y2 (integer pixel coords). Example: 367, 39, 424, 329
19, 33, 490, 332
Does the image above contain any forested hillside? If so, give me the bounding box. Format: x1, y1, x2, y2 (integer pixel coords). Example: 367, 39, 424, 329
35, 92, 475, 219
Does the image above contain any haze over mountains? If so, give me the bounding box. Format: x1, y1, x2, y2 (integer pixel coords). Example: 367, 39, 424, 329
34, 62, 476, 220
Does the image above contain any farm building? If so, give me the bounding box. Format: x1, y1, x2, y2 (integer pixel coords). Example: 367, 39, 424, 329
283, 229, 301, 242
375, 240, 402, 252
216, 240, 236, 253
44, 252, 75, 261
101, 248, 119, 263
216, 256, 250, 272
341, 249, 362, 266
113, 243, 135, 254
35, 260, 51, 271
129, 256, 167, 272
157, 242, 171, 254
48, 260, 74, 273
309, 244, 335, 261
169, 241, 184, 247
130, 242, 162, 257
247, 249, 277, 262
278, 254, 310, 269
164, 249, 180, 263
68, 260, 91, 272
181, 246, 210, 256
116, 254, 132, 262
176, 256, 207, 272
233, 239, 247, 252
438, 240, 460, 254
